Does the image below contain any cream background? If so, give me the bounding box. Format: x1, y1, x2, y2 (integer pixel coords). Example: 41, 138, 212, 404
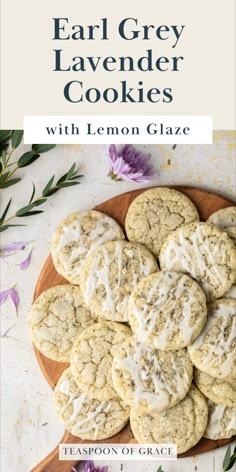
0, 0, 235, 129
0, 134, 235, 472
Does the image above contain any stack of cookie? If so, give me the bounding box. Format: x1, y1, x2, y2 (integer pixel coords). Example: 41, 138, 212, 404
29, 188, 236, 453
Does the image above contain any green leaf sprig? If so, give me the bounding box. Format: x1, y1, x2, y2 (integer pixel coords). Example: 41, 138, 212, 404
222, 445, 236, 472
0, 163, 82, 232
157, 467, 164, 472
0, 130, 56, 189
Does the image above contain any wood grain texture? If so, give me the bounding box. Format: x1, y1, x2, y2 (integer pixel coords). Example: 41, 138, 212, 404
31, 186, 236, 472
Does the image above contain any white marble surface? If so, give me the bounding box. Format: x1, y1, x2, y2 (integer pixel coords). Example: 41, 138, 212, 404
0, 134, 235, 472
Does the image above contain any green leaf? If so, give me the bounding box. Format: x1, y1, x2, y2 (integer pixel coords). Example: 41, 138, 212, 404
0, 130, 12, 143
42, 176, 55, 196
223, 446, 232, 471
68, 175, 83, 180
32, 144, 56, 153
0, 198, 12, 224
67, 162, 76, 178
11, 130, 24, 149
1, 150, 7, 167
157, 467, 164, 472
0, 172, 10, 185
0, 224, 26, 232
56, 171, 69, 185
18, 151, 40, 168
226, 453, 236, 471
0, 178, 21, 189
15, 204, 35, 216
32, 198, 47, 207
42, 187, 59, 197
58, 181, 80, 188
17, 210, 44, 217
29, 184, 36, 204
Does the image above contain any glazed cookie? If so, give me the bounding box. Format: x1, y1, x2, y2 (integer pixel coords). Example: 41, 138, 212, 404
51, 210, 125, 284
70, 321, 132, 400
188, 299, 236, 379
226, 227, 236, 245
125, 187, 199, 257
207, 206, 236, 245
204, 400, 236, 440
160, 222, 236, 301
130, 385, 208, 453
128, 271, 207, 350
80, 240, 158, 322
112, 337, 192, 411
194, 369, 236, 407
53, 367, 130, 440
207, 206, 236, 228
29, 285, 96, 362
224, 284, 236, 299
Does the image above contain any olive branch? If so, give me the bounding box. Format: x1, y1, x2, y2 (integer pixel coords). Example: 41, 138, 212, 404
0, 130, 83, 233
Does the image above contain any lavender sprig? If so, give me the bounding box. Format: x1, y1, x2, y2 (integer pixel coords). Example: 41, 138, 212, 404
222, 445, 236, 471
0, 163, 82, 233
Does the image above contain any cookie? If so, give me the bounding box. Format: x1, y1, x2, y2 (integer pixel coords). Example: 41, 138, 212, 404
204, 400, 236, 440
160, 222, 236, 301
226, 227, 236, 245
128, 271, 207, 350
112, 337, 192, 411
80, 240, 158, 322
130, 385, 208, 453
207, 206, 236, 228
51, 210, 125, 284
29, 285, 96, 362
53, 367, 130, 439
194, 369, 236, 407
224, 285, 236, 299
188, 299, 236, 379
125, 187, 199, 257
70, 321, 132, 400
207, 207, 236, 245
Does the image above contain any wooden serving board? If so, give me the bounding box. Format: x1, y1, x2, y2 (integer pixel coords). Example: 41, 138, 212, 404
31, 186, 236, 472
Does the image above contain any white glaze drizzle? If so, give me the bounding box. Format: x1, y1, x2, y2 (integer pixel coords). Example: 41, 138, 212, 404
188, 302, 236, 377
58, 379, 112, 438
130, 272, 200, 348
84, 242, 155, 318
114, 341, 190, 410
56, 213, 123, 275
224, 285, 236, 300
205, 401, 236, 437
161, 225, 228, 294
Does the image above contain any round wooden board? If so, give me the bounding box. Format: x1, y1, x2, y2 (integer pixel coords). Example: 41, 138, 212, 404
31, 186, 236, 472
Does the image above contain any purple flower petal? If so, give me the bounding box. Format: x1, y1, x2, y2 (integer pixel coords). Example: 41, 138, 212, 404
20, 249, 32, 270
84, 461, 96, 472
1, 240, 33, 253
106, 144, 154, 183
0, 288, 11, 305
10, 288, 20, 312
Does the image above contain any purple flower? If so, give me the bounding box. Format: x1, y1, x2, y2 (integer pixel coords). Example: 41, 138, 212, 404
72, 460, 108, 472
20, 249, 32, 270
105, 144, 154, 182
0, 240, 33, 270
0, 287, 20, 314
1, 240, 33, 253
